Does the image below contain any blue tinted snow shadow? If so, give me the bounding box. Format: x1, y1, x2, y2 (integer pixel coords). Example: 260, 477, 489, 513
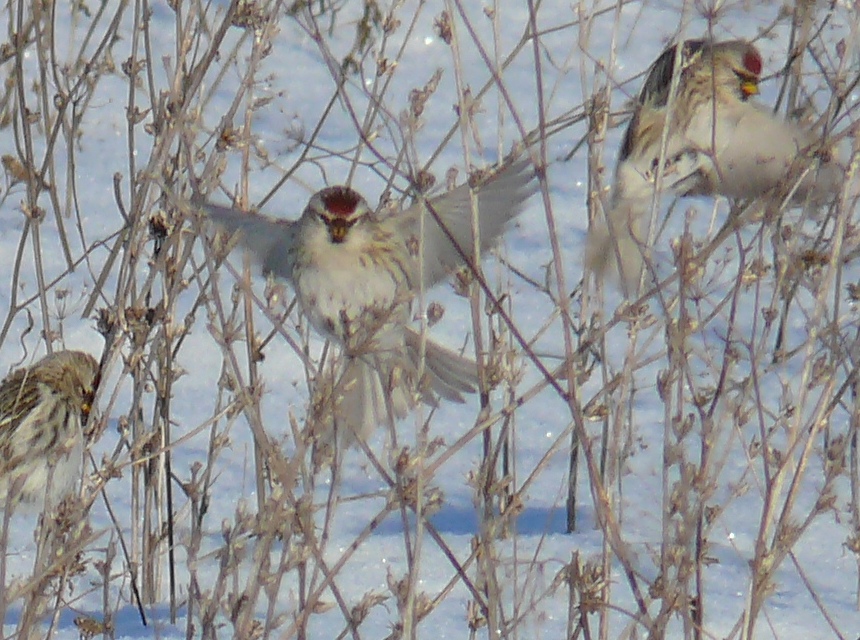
367, 502, 588, 537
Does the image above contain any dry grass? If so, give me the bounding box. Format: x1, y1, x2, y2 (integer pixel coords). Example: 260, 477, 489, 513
0, 0, 858, 638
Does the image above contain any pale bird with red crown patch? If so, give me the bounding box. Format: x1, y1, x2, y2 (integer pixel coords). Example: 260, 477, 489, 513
202, 159, 536, 443
587, 39, 844, 294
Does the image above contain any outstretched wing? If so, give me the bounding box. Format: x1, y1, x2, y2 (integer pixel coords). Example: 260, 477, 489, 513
202, 202, 298, 281
394, 159, 537, 288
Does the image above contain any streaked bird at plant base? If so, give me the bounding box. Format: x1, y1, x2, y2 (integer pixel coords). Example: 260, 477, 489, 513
586, 38, 845, 294
0, 350, 99, 509
202, 158, 537, 444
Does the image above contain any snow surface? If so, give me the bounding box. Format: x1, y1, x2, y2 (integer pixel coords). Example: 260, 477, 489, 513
1, 0, 859, 638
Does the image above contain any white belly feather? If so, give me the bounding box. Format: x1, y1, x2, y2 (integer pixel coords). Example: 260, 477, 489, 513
292, 224, 410, 352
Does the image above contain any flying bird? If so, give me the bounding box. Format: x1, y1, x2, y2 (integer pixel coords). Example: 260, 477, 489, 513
203, 159, 536, 442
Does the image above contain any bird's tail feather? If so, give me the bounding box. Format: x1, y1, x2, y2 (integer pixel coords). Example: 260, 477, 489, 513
585, 197, 648, 297
405, 329, 477, 402
312, 334, 478, 445
312, 355, 413, 444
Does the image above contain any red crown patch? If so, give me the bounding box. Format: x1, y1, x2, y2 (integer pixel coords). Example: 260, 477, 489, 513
320, 187, 362, 218
743, 48, 762, 77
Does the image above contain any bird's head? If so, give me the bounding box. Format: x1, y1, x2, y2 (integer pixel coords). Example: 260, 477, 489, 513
59, 352, 99, 418
639, 39, 764, 109
30, 351, 100, 421
307, 186, 371, 244
710, 41, 763, 100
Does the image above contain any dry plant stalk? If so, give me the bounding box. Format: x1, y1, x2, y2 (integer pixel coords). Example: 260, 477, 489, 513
0, 0, 858, 639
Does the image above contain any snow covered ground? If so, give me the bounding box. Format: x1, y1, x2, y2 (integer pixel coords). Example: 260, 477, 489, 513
1, 0, 859, 638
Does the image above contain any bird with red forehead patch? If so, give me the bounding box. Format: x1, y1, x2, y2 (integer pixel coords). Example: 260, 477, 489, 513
202, 158, 537, 445
587, 38, 844, 295
620, 40, 764, 161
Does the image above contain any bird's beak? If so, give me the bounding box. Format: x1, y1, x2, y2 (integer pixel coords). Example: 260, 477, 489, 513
740, 78, 759, 98
326, 219, 352, 243
82, 390, 94, 421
